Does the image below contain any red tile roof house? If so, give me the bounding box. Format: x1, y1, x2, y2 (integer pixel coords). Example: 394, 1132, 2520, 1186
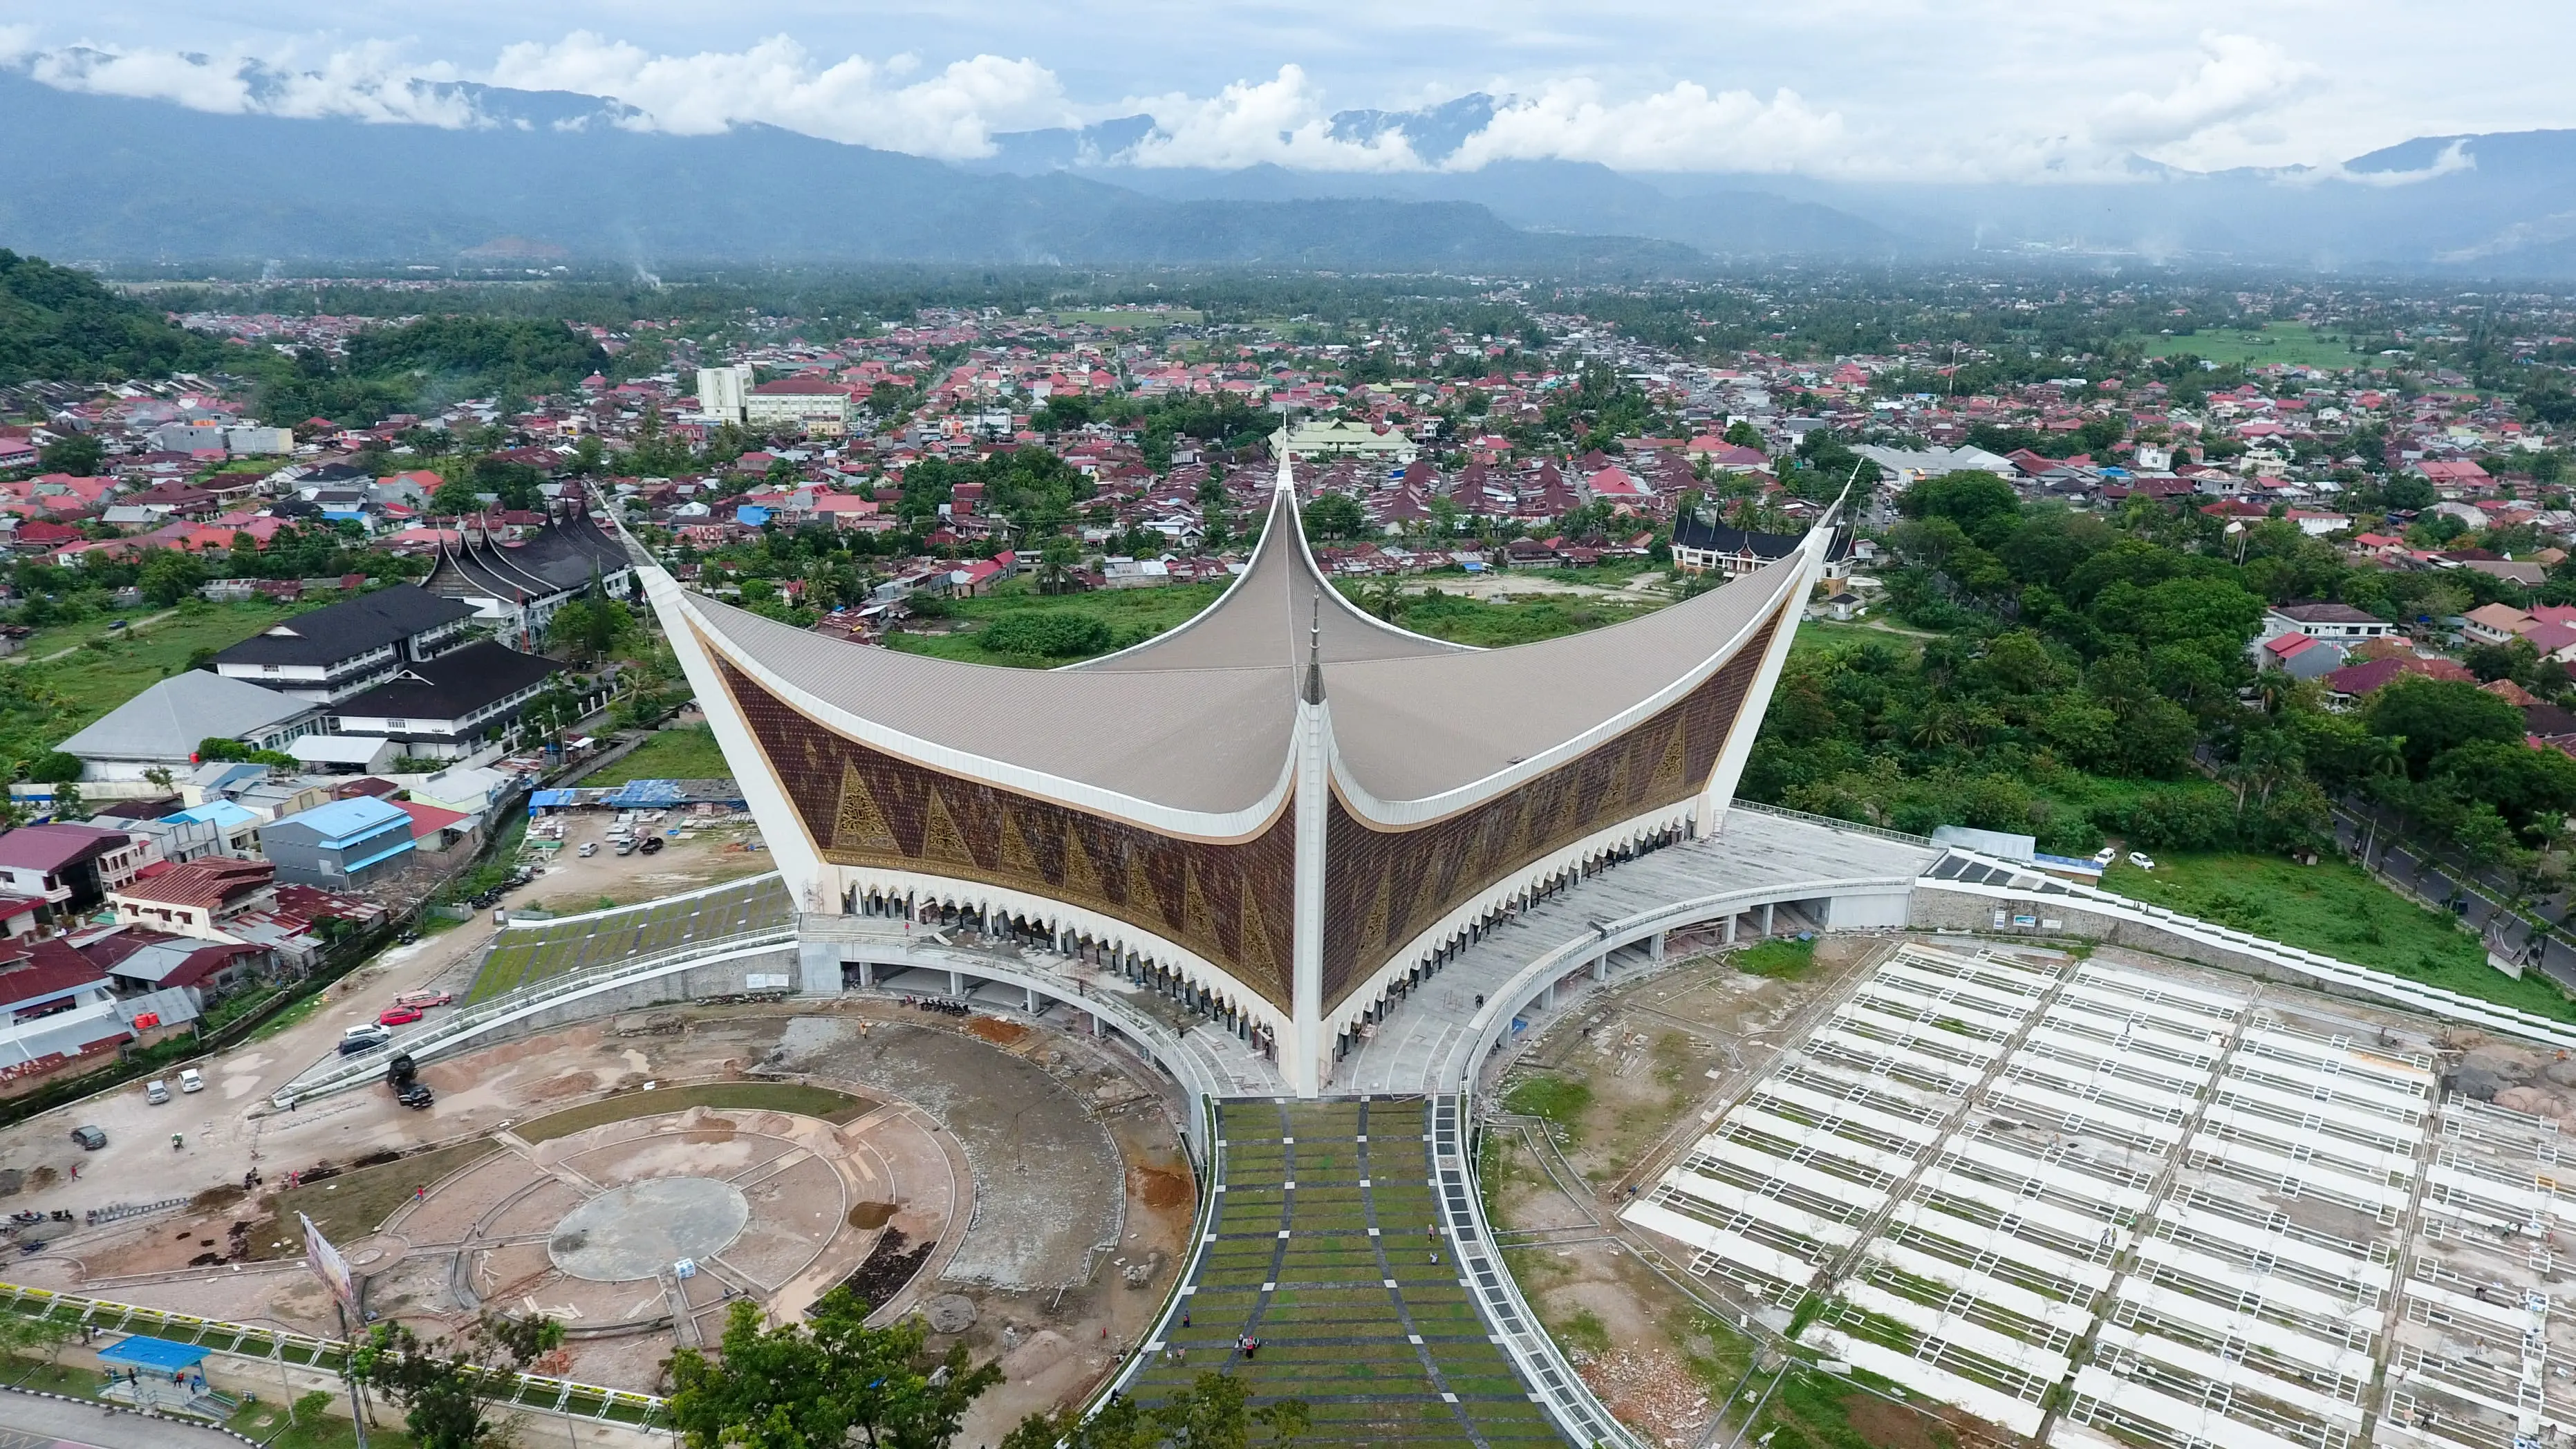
2259, 632, 2345, 680
2323, 655, 2476, 708
0, 946, 131, 1092
0, 824, 149, 924
106, 857, 277, 941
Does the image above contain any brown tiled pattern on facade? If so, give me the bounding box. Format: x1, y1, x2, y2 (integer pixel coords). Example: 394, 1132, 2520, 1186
1318, 616, 1777, 1011
717, 661, 1301, 1008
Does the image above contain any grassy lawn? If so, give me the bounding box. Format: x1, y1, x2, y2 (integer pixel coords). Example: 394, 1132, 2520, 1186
468, 875, 792, 1001
244, 1140, 501, 1260
1052, 308, 1202, 327
2102, 851, 2576, 1022
885, 581, 1224, 667
514, 1082, 873, 1141
1734, 937, 1818, 980
587, 723, 733, 784
1501, 1074, 1593, 1133
0, 599, 296, 769
230, 1401, 417, 1449
1372, 587, 1663, 648
2119, 321, 2382, 369
1790, 619, 1928, 658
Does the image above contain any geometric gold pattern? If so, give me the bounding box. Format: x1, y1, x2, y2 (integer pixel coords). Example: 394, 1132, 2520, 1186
1317, 614, 1777, 1009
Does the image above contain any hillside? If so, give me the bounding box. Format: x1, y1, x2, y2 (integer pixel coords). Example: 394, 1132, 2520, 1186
0, 249, 220, 385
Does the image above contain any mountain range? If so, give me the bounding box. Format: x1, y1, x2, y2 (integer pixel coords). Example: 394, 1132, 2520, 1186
8, 67, 2576, 277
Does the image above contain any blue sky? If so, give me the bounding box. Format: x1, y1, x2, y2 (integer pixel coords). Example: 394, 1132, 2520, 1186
3, 1, 2570, 178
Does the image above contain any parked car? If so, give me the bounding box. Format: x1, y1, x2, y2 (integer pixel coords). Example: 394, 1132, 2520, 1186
397, 1083, 435, 1110
68, 1126, 105, 1151
393, 991, 452, 1010
2127, 852, 2156, 870
579, 842, 599, 858
338, 1025, 392, 1056
144, 1080, 170, 1105
614, 840, 637, 857
638, 836, 664, 855
377, 1005, 423, 1027
2091, 846, 2118, 866
178, 1068, 203, 1094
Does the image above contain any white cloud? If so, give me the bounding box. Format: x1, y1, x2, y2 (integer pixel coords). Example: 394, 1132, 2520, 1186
1448, 80, 1848, 174
2089, 32, 2317, 151
22, 43, 479, 126
1123, 65, 1424, 171
485, 32, 1071, 158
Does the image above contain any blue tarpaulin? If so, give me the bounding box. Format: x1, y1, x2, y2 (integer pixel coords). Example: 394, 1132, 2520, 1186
100, 1337, 211, 1373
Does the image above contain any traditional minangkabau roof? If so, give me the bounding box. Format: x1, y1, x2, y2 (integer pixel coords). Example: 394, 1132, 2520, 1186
657, 459, 1820, 830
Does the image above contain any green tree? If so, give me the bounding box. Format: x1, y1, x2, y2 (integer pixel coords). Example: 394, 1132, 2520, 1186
666, 1290, 1000, 1449
430, 478, 488, 516
353, 1312, 564, 1449
37, 433, 103, 476
1001, 1372, 1309, 1449
548, 595, 631, 664
1303, 492, 1367, 541
137, 548, 207, 607
2364, 677, 2524, 778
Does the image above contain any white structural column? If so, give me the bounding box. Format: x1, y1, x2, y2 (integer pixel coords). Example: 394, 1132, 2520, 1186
1287, 671, 1331, 1096
646, 566, 828, 913
1698, 498, 1840, 837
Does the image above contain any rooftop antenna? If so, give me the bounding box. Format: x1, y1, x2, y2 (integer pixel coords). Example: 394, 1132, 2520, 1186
1303, 592, 1324, 704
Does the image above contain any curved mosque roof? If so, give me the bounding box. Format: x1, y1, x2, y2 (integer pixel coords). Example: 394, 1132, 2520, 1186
655, 460, 1821, 828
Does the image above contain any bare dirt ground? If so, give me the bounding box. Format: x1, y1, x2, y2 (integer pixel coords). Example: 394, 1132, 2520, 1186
0, 991, 1194, 1434
509, 812, 778, 919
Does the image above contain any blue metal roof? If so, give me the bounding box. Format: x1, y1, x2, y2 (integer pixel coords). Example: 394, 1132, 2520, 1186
275, 796, 410, 849
100, 1336, 212, 1372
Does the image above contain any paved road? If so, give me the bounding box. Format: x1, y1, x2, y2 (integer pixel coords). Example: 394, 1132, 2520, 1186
0, 1390, 238, 1447
2335, 805, 2576, 998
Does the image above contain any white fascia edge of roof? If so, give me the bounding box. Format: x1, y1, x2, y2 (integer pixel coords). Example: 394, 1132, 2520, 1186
1324, 551, 1805, 830
1070, 480, 1466, 671
651, 567, 1298, 843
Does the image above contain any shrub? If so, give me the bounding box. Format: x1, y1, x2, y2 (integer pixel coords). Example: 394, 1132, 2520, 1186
981, 611, 1113, 658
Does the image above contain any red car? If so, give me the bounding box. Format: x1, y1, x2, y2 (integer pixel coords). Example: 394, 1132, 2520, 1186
376, 1006, 423, 1027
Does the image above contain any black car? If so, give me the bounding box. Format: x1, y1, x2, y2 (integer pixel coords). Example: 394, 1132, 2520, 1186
637, 836, 664, 854
397, 1083, 434, 1110
68, 1125, 105, 1151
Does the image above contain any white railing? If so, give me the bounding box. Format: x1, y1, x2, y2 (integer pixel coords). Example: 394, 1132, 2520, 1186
1450, 874, 1923, 1086
1923, 850, 2576, 1052
1435, 1093, 1645, 1449
272, 925, 798, 1105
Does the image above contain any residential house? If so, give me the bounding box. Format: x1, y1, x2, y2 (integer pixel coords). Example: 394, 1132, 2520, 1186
0, 824, 149, 923
259, 796, 416, 890
106, 857, 277, 941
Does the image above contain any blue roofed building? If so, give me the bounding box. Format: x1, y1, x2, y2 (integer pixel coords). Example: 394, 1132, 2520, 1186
258, 796, 416, 890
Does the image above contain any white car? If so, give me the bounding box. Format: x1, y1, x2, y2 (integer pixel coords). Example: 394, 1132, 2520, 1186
2092, 847, 2118, 866
178, 1068, 203, 1094
2127, 852, 2156, 870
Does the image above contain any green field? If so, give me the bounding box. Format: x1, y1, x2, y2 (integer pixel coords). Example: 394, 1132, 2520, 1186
2119, 321, 2382, 369
2102, 852, 2576, 1022
1052, 308, 1203, 327
0, 599, 298, 769
588, 723, 734, 785
1125, 1099, 1554, 1448
467, 875, 794, 1002
1789, 619, 1929, 658
885, 582, 1225, 667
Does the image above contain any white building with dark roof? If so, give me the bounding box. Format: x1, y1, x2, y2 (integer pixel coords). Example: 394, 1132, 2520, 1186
211, 583, 480, 704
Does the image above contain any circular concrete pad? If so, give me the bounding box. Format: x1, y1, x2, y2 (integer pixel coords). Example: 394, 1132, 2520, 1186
549, 1177, 749, 1282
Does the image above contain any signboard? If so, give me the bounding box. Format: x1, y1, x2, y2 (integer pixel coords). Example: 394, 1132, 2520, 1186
745, 973, 791, 991
300, 1213, 358, 1318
